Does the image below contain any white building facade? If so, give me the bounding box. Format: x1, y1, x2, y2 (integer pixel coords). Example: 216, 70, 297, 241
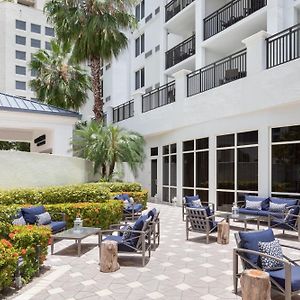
104, 0, 300, 211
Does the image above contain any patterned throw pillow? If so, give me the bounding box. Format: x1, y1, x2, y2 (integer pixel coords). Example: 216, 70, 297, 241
269, 202, 286, 213
12, 216, 26, 226
36, 212, 52, 225
123, 200, 131, 209
122, 225, 132, 241
245, 200, 262, 210
258, 239, 284, 270
192, 199, 202, 207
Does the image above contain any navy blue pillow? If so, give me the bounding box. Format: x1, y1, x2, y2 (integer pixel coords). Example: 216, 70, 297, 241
269, 197, 298, 207
245, 196, 269, 211
21, 206, 45, 224
121, 194, 130, 201
147, 208, 157, 221
239, 228, 275, 267
130, 214, 147, 247
185, 195, 200, 207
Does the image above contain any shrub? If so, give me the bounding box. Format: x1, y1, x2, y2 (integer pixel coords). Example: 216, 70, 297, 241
0, 238, 18, 290
98, 182, 142, 192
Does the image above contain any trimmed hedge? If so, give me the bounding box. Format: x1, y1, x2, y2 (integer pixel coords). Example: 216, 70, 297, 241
98, 182, 142, 192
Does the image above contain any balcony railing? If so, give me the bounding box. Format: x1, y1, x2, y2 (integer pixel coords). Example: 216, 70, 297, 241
113, 100, 134, 123
142, 81, 176, 113
187, 49, 247, 97
204, 0, 267, 40
165, 0, 195, 22
266, 23, 300, 69
166, 35, 195, 69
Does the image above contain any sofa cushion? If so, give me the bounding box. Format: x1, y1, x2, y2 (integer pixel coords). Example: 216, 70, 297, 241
270, 197, 298, 207
104, 235, 135, 252
245, 196, 269, 210
246, 200, 262, 211
36, 212, 52, 225
258, 239, 284, 271
238, 208, 259, 216
49, 221, 66, 233
21, 206, 45, 224
239, 229, 275, 267
268, 266, 300, 292
124, 203, 143, 213
269, 202, 286, 213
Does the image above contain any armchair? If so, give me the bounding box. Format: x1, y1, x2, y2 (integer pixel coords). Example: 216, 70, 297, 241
114, 194, 143, 221
233, 229, 300, 300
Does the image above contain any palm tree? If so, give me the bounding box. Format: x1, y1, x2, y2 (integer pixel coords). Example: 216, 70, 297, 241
29, 40, 91, 111
72, 122, 145, 180
44, 0, 137, 121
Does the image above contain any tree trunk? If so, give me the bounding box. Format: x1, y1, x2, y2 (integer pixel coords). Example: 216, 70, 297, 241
100, 240, 120, 273
240, 269, 271, 300
217, 221, 229, 244
90, 57, 103, 121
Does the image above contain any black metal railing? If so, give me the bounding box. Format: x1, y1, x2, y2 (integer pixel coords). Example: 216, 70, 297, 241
142, 81, 176, 113
166, 35, 195, 69
165, 0, 195, 22
113, 100, 134, 123
204, 0, 267, 40
187, 49, 247, 97
266, 23, 300, 69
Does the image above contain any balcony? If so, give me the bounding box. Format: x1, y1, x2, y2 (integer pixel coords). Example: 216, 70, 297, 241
187, 49, 247, 97
142, 81, 176, 113
113, 100, 134, 123
266, 23, 300, 69
204, 0, 267, 40
166, 35, 195, 69
165, 0, 195, 22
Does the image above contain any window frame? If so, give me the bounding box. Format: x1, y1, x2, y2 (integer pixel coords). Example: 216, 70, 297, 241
135, 67, 145, 90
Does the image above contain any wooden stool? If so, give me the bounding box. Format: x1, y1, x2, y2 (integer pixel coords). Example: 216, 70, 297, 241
217, 221, 229, 244
100, 240, 120, 273
240, 269, 271, 300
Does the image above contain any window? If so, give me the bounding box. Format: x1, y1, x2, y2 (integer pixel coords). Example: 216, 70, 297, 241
16, 66, 26, 75
135, 68, 145, 90
16, 50, 26, 60
31, 23, 41, 34
16, 20, 26, 31
16, 35, 26, 45
182, 138, 209, 203
216, 131, 258, 211
31, 38, 41, 48
16, 81, 26, 90
45, 27, 55, 37
45, 41, 51, 50
272, 125, 300, 196
135, 0, 145, 22
162, 143, 177, 203
135, 33, 145, 57
151, 147, 158, 156
31, 68, 37, 77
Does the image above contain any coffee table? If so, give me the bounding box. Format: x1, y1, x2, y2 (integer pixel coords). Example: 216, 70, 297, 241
51, 227, 101, 257
216, 213, 260, 231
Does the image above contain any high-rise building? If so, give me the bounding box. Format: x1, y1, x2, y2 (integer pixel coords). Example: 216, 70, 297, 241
104, 0, 300, 210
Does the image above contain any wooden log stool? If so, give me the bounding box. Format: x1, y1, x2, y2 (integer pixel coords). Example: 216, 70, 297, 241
100, 240, 120, 273
240, 269, 271, 300
217, 221, 230, 244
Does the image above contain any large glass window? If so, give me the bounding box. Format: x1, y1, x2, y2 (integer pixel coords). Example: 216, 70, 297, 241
16, 50, 26, 60
16, 65, 26, 75
182, 138, 209, 202
216, 131, 258, 211
272, 125, 300, 195
45, 27, 55, 37
162, 143, 177, 203
31, 23, 41, 34
16, 35, 26, 45
16, 20, 26, 31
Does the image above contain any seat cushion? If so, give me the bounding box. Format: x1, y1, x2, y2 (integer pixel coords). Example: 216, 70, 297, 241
239, 228, 275, 266
21, 206, 45, 224
238, 208, 259, 215
246, 196, 269, 211
124, 203, 143, 213
49, 221, 66, 233
268, 266, 300, 292
270, 197, 298, 207
103, 235, 135, 252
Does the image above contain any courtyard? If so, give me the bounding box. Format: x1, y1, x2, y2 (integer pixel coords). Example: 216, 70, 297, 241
7, 202, 300, 300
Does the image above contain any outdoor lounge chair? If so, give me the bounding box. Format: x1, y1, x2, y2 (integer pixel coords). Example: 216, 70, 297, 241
233, 228, 300, 300
186, 207, 221, 244
182, 195, 215, 221
100, 214, 152, 267
114, 194, 143, 221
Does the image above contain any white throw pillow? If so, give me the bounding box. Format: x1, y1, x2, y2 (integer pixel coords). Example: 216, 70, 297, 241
192, 199, 202, 207
12, 216, 26, 226
36, 212, 52, 225
245, 200, 262, 210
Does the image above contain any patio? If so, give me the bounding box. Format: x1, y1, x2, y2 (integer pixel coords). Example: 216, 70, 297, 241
8, 203, 300, 300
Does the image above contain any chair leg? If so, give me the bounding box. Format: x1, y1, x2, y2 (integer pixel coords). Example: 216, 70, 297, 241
233, 250, 238, 294
285, 263, 292, 300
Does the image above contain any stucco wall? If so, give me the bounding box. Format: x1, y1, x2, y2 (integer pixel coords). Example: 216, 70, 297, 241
0, 151, 94, 188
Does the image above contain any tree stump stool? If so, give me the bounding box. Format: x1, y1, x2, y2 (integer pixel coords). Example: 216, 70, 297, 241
217, 221, 229, 244
240, 269, 271, 300
100, 240, 120, 273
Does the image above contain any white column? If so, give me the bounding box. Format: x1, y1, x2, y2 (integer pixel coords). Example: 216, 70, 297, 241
172, 69, 191, 103
131, 91, 144, 117
52, 125, 73, 156
242, 31, 270, 76
177, 141, 183, 206
195, 0, 206, 69
105, 106, 114, 125
209, 134, 216, 209
267, 0, 285, 34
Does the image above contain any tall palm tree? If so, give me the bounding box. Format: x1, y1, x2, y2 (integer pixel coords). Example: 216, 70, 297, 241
29, 40, 91, 111
44, 0, 137, 121
72, 122, 145, 180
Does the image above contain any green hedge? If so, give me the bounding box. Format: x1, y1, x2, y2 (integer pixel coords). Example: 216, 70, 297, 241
0, 182, 146, 206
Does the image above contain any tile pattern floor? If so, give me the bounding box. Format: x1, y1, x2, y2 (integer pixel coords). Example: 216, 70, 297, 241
8, 203, 300, 300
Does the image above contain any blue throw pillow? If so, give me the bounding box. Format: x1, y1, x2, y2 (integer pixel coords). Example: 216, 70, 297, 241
239, 229, 275, 267
245, 196, 269, 210
269, 197, 298, 207
147, 208, 157, 221
185, 195, 200, 207
21, 206, 45, 224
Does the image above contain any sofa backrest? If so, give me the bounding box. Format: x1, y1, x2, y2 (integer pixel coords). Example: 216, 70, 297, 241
21, 206, 46, 224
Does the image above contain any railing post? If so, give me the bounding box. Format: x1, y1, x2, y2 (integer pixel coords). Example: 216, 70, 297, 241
242, 31, 270, 76
172, 69, 191, 103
